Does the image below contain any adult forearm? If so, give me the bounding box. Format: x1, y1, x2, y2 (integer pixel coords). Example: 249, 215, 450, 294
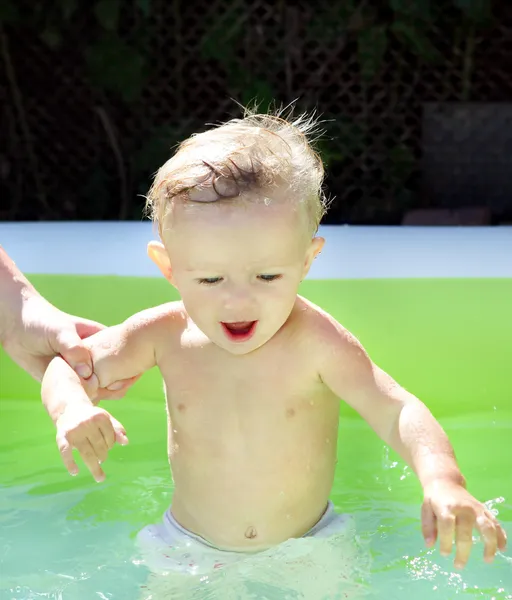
0, 246, 38, 343
387, 399, 466, 489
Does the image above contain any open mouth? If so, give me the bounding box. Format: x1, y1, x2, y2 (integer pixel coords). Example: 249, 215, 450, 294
221, 321, 258, 342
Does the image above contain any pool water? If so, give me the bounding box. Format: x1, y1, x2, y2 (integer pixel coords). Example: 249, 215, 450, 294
1, 276, 511, 599
1, 402, 510, 599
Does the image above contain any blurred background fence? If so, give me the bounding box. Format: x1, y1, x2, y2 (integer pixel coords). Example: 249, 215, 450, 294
1, 0, 512, 224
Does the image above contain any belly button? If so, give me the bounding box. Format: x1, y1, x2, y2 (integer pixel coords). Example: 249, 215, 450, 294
245, 526, 257, 539
286, 407, 296, 418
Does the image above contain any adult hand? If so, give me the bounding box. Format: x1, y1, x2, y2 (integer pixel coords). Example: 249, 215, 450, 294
2, 293, 139, 399
422, 479, 507, 569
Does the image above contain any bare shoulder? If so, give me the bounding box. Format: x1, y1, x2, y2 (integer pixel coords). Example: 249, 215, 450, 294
81, 301, 188, 386
292, 296, 367, 362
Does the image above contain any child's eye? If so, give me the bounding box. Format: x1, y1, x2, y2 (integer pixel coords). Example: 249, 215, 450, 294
198, 277, 223, 285
258, 274, 282, 282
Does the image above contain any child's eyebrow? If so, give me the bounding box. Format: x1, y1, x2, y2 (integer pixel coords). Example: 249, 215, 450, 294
184, 263, 291, 273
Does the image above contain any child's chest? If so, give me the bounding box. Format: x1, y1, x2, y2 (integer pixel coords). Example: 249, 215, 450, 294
156, 332, 338, 448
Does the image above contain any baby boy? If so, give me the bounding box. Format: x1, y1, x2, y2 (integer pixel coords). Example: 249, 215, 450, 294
41, 110, 506, 584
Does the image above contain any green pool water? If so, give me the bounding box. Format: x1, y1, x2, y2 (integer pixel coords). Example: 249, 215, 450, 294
1, 276, 511, 599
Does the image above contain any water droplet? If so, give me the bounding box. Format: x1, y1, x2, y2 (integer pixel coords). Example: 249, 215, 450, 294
286, 514, 291, 520
309, 400, 315, 406
325, 438, 330, 444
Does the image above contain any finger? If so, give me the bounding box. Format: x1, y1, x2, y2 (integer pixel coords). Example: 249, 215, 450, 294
485, 510, 509, 551
53, 327, 93, 379
437, 512, 456, 557
421, 501, 438, 547
79, 439, 106, 482
96, 388, 128, 401
454, 514, 475, 569
57, 434, 79, 476
99, 419, 116, 450
110, 416, 129, 446
106, 374, 142, 393
87, 428, 109, 464
96, 375, 142, 401
476, 515, 498, 563
73, 317, 105, 339
496, 523, 508, 552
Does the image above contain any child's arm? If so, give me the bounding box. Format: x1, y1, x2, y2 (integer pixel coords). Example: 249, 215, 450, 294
42, 307, 164, 482
317, 317, 507, 568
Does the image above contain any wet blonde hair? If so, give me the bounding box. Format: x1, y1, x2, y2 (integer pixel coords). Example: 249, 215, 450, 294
145, 106, 328, 236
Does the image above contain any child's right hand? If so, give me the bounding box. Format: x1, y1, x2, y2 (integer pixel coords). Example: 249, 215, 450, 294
55, 404, 129, 482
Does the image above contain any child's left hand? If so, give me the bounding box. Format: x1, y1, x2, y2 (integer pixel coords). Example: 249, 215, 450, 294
421, 479, 507, 569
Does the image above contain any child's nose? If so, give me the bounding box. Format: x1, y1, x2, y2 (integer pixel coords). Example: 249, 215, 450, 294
223, 286, 255, 311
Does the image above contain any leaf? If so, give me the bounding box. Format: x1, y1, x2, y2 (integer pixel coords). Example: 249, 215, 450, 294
200, 1, 246, 64
306, 4, 354, 44
453, 0, 492, 23
240, 80, 275, 113
40, 28, 62, 49
316, 116, 366, 164
86, 33, 146, 102
134, 124, 192, 176
391, 20, 443, 63
59, 0, 78, 21
390, 0, 431, 20
0, 0, 19, 24
336, 118, 367, 154
94, 0, 121, 31
136, 0, 151, 17
386, 144, 415, 184
358, 26, 387, 82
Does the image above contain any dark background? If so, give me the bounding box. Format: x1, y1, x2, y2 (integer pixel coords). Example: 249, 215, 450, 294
1, 0, 512, 225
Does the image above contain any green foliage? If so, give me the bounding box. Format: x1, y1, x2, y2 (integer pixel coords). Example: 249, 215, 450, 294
200, 1, 246, 65
455, 0, 493, 23
390, 0, 431, 20
58, 0, 78, 21
385, 144, 416, 186
0, 0, 19, 24
300, 0, 492, 194
133, 123, 194, 181
86, 33, 146, 102
358, 25, 388, 82
317, 117, 367, 167
136, 0, 151, 17
2, 0, 495, 220
40, 27, 62, 49
306, 1, 358, 44
307, 0, 492, 81
4, 0, 494, 108
390, 20, 443, 63
94, 0, 121, 31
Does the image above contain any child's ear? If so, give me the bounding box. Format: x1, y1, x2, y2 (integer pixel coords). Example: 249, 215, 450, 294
147, 241, 173, 283
302, 236, 325, 279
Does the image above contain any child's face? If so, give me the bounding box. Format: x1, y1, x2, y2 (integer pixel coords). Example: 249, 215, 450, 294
150, 193, 323, 354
